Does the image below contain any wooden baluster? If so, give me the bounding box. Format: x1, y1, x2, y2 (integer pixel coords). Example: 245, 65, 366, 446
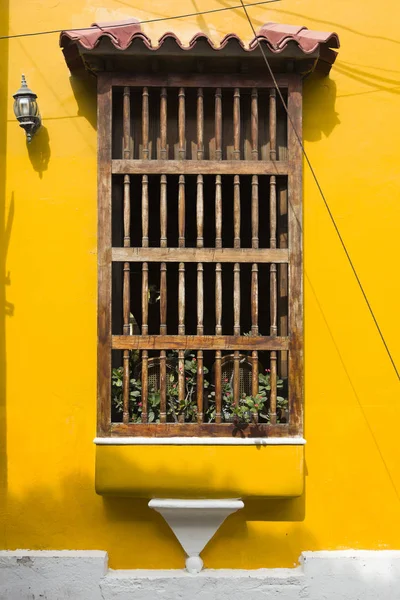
123, 346, 130, 424
233, 88, 240, 160
269, 88, 277, 161
178, 175, 185, 248
251, 264, 258, 336
122, 89, 131, 424
234, 175, 240, 249
178, 173, 185, 337
269, 350, 277, 425
279, 180, 288, 379
197, 175, 204, 248
141, 350, 149, 423
160, 175, 167, 248
160, 350, 167, 423
215, 88, 222, 160
142, 263, 148, 336
215, 263, 222, 336
252, 350, 258, 398
197, 88, 204, 160
178, 87, 185, 159
142, 87, 149, 159
251, 88, 258, 161
160, 175, 167, 335
233, 175, 241, 410
197, 350, 204, 424
196, 174, 204, 420
142, 175, 149, 247
178, 350, 185, 422
215, 175, 222, 248
160, 263, 167, 336
178, 262, 185, 335
269, 86, 278, 424
270, 176, 277, 250
233, 351, 240, 407
215, 350, 222, 423
215, 174, 223, 337
234, 263, 240, 336
160, 87, 167, 160
251, 175, 259, 249
197, 257, 204, 422
142, 174, 149, 337
251, 173, 259, 401
197, 263, 203, 335
123, 86, 131, 159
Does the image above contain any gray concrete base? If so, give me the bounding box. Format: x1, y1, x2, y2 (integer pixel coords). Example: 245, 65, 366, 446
1, 550, 400, 600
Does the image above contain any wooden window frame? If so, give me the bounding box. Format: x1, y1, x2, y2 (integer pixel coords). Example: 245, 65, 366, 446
97, 72, 303, 439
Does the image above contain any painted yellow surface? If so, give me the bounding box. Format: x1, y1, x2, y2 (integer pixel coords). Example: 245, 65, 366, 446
1, 0, 400, 570
95, 445, 304, 498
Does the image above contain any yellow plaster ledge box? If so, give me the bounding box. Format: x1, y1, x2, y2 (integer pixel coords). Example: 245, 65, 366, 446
94, 437, 305, 498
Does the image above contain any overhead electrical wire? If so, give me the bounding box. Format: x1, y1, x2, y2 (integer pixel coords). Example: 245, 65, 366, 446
0, 0, 281, 41
238, 0, 399, 382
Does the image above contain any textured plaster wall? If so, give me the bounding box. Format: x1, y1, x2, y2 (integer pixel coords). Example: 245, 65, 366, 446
0, 0, 399, 570
2, 551, 400, 599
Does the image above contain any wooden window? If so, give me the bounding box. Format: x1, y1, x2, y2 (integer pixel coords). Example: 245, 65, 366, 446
98, 73, 303, 438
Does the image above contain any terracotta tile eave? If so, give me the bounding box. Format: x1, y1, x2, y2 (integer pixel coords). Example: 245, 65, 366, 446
60, 20, 340, 73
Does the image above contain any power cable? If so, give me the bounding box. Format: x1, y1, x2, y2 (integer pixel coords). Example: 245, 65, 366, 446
0, 0, 281, 41
239, 0, 399, 381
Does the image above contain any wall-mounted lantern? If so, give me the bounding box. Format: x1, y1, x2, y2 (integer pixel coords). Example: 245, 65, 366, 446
13, 74, 41, 143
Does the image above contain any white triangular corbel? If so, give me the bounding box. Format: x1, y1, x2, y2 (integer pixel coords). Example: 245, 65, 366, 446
149, 498, 244, 573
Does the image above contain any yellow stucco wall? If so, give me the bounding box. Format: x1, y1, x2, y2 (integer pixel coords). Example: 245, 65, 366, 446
0, 0, 399, 569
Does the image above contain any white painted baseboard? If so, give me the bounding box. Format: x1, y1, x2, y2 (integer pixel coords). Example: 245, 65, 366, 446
1, 550, 400, 600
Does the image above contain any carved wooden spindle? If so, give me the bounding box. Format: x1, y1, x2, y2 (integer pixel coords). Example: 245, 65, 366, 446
122, 89, 132, 424
215, 263, 222, 336
123, 347, 130, 424
197, 350, 204, 424
197, 175, 204, 248
251, 175, 259, 249
141, 350, 149, 423
269, 351, 277, 425
251, 88, 258, 160
270, 263, 277, 337
233, 88, 240, 160
197, 263, 203, 335
123, 86, 131, 159
141, 263, 149, 335
142, 175, 149, 248
251, 351, 258, 398
178, 175, 185, 248
215, 350, 222, 423
269, 86, 278, 424
160, 263, 167, 335
233, 175, 240, 249
234, 263, 240, 336
196, 174, 204, 414
160, 87, 167, 160
215, 175, 222, 249
142, 174, 149, 336
142, 87, 149, 159
178, 350, 185, 421
160, 175, 167, 248
178, 87, 186, 159
270, 176, 277, 249
269, 88, 277, 161
178, 262, 185, 335
160, 350, 167, 423
160, 174, 168, 335
233, 351, 240, 406
197, 88, 204, 160
215, 88, 222, 160
251, 263, 258, 336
